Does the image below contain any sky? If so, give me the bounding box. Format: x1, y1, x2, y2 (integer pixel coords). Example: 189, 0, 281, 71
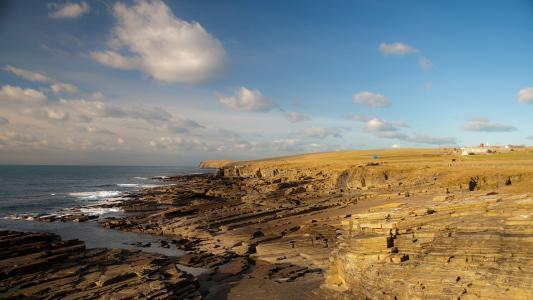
0, 0, 532, 165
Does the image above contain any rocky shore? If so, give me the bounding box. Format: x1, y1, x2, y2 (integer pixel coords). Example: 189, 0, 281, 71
0, 230, 201, 299
1, 148, 533, 299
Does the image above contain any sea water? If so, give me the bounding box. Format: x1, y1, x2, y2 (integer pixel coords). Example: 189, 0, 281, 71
0, 165, 210, 217
0, 165, 213, 256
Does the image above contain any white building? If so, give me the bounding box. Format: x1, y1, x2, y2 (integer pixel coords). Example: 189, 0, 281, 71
461, 147, 492, 156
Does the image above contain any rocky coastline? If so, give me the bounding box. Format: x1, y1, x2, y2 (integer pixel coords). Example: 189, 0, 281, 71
1, 148, 533, 299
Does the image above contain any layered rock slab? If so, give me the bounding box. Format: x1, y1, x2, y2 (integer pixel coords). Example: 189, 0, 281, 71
0, 230, 201, 299
326, 193, 533, 299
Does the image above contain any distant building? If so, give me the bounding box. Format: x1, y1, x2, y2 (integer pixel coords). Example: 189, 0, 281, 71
461, 147, 493, 156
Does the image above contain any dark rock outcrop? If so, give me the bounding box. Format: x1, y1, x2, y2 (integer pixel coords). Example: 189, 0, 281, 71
0, 230, 201, 299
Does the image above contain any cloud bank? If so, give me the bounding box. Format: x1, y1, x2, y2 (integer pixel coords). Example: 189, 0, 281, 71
463, 118, 517, 132
4, 65, 78, 95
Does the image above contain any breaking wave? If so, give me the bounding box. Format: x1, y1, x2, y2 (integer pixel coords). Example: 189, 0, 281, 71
69, 191, 122, 201
116, 183, 162, 188
117, 183, 139, 187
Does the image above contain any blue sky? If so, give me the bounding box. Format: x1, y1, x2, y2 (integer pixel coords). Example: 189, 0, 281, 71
0, 0, 532, 165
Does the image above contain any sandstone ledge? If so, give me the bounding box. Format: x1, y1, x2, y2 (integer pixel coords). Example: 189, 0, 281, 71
0, 230, 201, 299
326, 193, 533, 299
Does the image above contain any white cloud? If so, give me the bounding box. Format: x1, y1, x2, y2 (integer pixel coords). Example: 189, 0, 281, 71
45, 107, 69, 121
57, 98, 175, 123
379, 42, 419, 55
379, 42, 432, 70
354, 116, 406, 139
217, 87, 275, 112
517, 87, 533, 103
50, 83, 78, 94
283, 111, 311, 123
4, 65, 50, 82
419, 57, 432, 70
49, 1, 90, 19
364, 118, 398, 132
463, 118, 517, 132
350, 114, 409, 131
91, 0, 226, 83
90, 51, 140, 70
353, 91, 390, 107
356, 116, 455, 145
0, 82, 213, 156
299, 127, 345, 139
0, 85, 47, 104
4, 65, 78, 95
391, 144, 400, 148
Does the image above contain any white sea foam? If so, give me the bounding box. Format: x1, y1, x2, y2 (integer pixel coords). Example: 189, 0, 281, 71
69, 191, 122, 200
140, 184, 161, 188
117, 183, 139, 187
79, 206, 123, 215
117, 183, 166, 188
134, 176, 148, 180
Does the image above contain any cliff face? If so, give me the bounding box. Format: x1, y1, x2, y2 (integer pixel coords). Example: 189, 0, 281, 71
203, 149, 533, 194
197, 149, 533, 299
325, 193, 533, 299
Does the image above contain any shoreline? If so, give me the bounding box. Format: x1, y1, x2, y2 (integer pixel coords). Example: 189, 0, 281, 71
2, 148, 533, 299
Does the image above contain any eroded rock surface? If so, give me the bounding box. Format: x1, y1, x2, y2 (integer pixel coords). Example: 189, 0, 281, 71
0, 230, 201, 299
326, 193, 533, 299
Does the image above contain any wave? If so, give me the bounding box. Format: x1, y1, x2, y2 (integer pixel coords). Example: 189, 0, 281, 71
69, 191, 122, 201
116, 183, 164, 188
117, 183, 139, 187
79, 206, 122, 215
140, 184, 162, 188
134, 176, 148, 180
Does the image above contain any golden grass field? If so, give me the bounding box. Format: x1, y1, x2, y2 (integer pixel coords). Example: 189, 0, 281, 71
203, 147, 533, 193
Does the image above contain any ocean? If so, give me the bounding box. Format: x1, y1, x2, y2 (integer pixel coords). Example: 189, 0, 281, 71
0, 165, 211, 217
0, 165, 213, 257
